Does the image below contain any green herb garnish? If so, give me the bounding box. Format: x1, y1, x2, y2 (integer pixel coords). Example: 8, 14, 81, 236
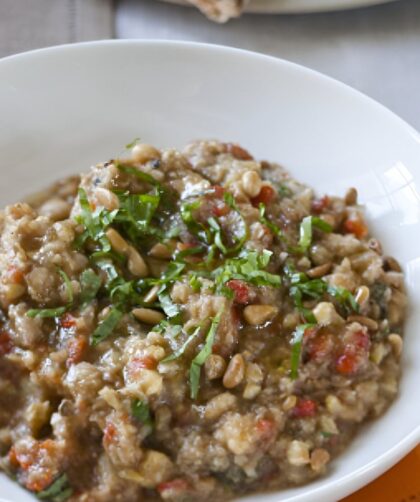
131, 399, 153, 427
290, 323, 316, 379
37, 473, 73, 502
79, 269, 102, 307
298, 216, 333, 252
27, 269, 73, 319
259, 203, 283, 239
162, 326, 201, 363
189, 313, 221, 399
91, 307, 123, 346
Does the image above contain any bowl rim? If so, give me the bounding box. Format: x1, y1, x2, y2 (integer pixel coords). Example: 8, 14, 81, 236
0, 39, 419, 502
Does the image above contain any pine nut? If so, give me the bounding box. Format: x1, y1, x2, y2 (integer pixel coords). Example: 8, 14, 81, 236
5, 283, 26, 301
383, 256, 402, 272
313, 302, 344, 326
287, 440, 310, 466
223, 354, 245, 389
282, 395, 297, 411
106, 228, 129, 254
307, 262, 332, 278
148, 242, 174, 259
95, 187, 120, 211
132, 308, 164, 325
243, 384, 261, 399
127, 246, 149, 278
310, 448, 330, 472
388, 333, 403, 358
144, 285, 159, 304
205, 354, 227, 380
355, 285, 370, 307
347, 315, 378, 331
344, 187, 358, 205
242, 170, 262, 198
131, 143, 161, 164
243, 305, 278, 326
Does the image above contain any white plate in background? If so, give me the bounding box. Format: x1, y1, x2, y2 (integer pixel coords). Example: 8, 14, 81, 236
0, 40, 419, 502
164, 0, 400, 14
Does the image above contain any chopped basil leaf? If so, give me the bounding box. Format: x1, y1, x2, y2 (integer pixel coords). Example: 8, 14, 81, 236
79, 269, 102, 307
189, 313, 221, 399
162, 326, 201, 363
327, 285, 360, 315
91, 307, 123, 346
131, 399, 153, 427
299, 216, 333, 252
38, 473, 73, 501
27, 269, 73, 319
278, 184, 292, 198
26, 306, 67, 319
125, 137, 140, 150
208, 217, 228, 254
175, 246, 204, 262
259, 203, 283, 239
290, 323, 316, 379
116, 163, 160, 186
189, 273, 202, 292
153, 320, 183, 337
157, 286, 181, 319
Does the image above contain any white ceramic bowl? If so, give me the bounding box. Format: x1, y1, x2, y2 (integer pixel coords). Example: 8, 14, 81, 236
0, 40, 419, 502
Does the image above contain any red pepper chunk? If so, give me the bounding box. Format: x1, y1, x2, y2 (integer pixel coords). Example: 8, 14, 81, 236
226, 279, 250, 304
157, 478, 190, 495
336, 352, 358, 375
256, 418, 277, 440
0, 331, 13, 356
130, 355, 157, 371
292, 399, 317, 418
6, 266, 24, 284
312, 195, 330, 214
211, 185, 225, 198
225, 143, 253, 161
60, 313, 77, 329
343, 218, 368, 239
103, 422, 117, 445
251, 185, 276, 207
67, 336, 87, 366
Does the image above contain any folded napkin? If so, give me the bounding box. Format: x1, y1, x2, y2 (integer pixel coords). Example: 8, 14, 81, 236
0, 0, 114, 58
343, 445, 420, 501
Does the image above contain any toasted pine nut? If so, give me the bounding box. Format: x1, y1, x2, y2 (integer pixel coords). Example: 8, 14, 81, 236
383, 256, 402, 272
243, 305, 278, 326
95, 188, 120, 211
5, 283, 26, 301
243, 383, 261, 399
148, 242, 173, 259
388, 333, 403, 358
355, 285, 370, 307
205, 354, 227, 380
344, 187, 358, 205
132, 308, 164, 325
307, 262, 332, 278
368, 238, 383, 255
223, 354, 245, 389
310, 448, 330, 472
282, 395, 298, 411
106, 228, 129, 254
347, 315, 378, 331
127, 246, 149, 278
131, 143, 161, 164
242, 170, 262, 198
287, 440, 310, 466
313, 302, 344, 326
144, 285, 159, 304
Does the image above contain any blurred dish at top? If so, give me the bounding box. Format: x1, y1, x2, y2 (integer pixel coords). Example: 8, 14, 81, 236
164, 0, 400, 22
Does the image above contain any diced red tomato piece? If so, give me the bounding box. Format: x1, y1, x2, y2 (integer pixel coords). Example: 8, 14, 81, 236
251, 185, 276, 207
157, 478, 190, 495
225, 143, 253, 161
226, 279, 250, 304
312, 195, 330, 214
103, 422, 117, 445
130, 355, 157, 371
343, 218, 368, 238
26, 473, 55, 493
67, 336, 87, 366
292, 399, 317, 418
353, 330, 370, 350
230, 305, 241, 328
6, 266, 25, 284
256, 418, 277, 440
0, 331, 13, 356
335, 352, 359, 375
306, 333, 333, 362
60, 313, 77, 329
211, 201, 230, 217
8, 446, 18, 467
211, 185, 225, 198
